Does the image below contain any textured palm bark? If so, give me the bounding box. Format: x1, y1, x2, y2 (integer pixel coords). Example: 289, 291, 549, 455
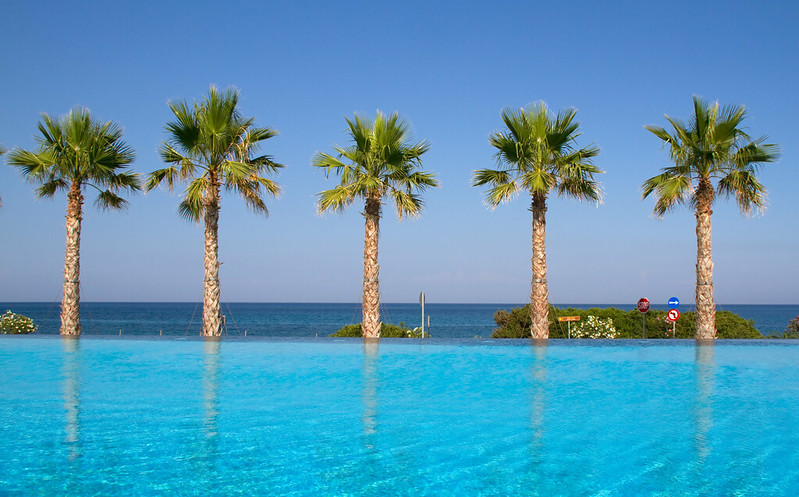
695, 178, 716, 339
362, 196, 382, 338
202, 176, 222, 336
60, 182, 83, 336
530, 193, 550, 339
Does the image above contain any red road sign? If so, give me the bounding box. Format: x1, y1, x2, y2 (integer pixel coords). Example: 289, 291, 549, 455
637, 298, 650, 313
667, 309, 680, 322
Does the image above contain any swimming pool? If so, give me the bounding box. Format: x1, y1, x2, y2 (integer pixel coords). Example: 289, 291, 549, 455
2, 337, 798, 496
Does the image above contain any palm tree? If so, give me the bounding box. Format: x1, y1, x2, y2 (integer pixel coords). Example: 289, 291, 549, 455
8, 109, 139, 335
314, 111, 438, 338
473, 102, 602, 339
642, 97, 779, 340
146, 86, 282, 336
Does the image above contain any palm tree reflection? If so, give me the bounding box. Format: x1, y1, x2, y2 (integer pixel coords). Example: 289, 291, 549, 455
694, 342, 715, 468
362, 339, 380, 448
530, 342, 548, 469
62, 337, 81, 462
203, 339, 221, 441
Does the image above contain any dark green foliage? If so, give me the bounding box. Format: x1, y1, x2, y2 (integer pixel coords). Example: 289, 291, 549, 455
491, 305, 761, 339
714, 311, 762, 339
331, 322, 429, 338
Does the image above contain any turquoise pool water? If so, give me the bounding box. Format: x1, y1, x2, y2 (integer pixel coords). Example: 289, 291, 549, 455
2, 337, 799, 496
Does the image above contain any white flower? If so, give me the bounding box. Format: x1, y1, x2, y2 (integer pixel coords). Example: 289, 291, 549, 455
571, 315, 616, 339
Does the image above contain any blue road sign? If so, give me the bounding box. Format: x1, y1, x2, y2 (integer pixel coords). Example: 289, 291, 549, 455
668, 297, 680, 309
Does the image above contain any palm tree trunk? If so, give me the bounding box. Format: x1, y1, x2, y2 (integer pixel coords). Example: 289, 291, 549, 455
695, 178, 716, 340
60, 182, 83, 336
530, 193, 549, 339
202, 177, 222, 336
362, 195, 382, 338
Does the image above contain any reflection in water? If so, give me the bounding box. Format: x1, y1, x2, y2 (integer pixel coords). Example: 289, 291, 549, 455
362, 339, 380, 448
694, 341, 715, 466
191, 338, 222, 489
62, 337, 81, 462
530, 342, 548, 469
203, 339, 221, 441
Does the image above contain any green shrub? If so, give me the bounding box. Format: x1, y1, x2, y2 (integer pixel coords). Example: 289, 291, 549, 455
491, 305, 761, 339
0, 310, 37, 334
331, 322, 429, 338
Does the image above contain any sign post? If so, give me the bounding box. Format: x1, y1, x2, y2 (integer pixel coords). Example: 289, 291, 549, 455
419, 292, 425, 339
667, 308, 680, 338
637, 298, 650, 339
557, 316, 581, 339
668, 297, 680, 338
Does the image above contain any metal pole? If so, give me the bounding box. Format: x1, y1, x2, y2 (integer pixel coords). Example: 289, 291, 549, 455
642, 313, 646, 339
420, 291, 425, 339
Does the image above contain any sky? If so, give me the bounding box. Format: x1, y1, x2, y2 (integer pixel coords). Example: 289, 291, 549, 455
0, 0, 796, 305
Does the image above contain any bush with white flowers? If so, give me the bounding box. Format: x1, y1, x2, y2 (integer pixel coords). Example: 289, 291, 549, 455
571, 315, 617, 339
0, 310, 37, 334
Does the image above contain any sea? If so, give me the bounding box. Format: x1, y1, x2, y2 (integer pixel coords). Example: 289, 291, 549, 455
2, 302, 797, 338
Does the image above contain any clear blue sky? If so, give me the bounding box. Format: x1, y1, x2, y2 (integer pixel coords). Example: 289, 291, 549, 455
1, 1, 796, 304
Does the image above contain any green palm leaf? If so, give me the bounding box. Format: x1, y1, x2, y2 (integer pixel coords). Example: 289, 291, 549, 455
476, 102, 603, 204
9, 107, 140, 204
642, 96, 780, 217
148, 86, 282, 222
314, 111, 438, 216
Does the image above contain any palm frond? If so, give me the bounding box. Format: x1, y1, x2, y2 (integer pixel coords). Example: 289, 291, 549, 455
733, 140, 780, 170
389, 189, 423, 220
312, 152, 348, 178
178, 199, 202, 222
102, 171, 141, 192
155, 86, 281, 221
314, 110, 435, 218
248, 154, 284, 174
399, 170, 440, 190
35, 178, 69, 198
317, 185, 356, 214
484, 181, 521, 207
641, 172, 692, 217
234, 180, 269, 215
644, 97, 778, 217
220, 160, 253, 183
10, 108, 137, 208
520, 169, 557, 194
480, 102, 602, 208
95, 190, 128, 210
718, 170, 767, 215
7, 149, 53, 180
472, 168, 512, 187
146, 166, 179, 191
178, 176, 209, 222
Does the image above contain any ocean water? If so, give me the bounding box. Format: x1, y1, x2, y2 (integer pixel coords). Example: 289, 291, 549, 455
2, 337, 799, 496
2, 302, 797, 338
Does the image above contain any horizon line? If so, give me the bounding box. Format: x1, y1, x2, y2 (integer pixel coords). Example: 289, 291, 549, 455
1, 301, 796, 306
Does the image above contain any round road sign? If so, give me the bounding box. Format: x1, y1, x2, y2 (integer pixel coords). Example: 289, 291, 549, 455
637, 298, 650, 313
668, 297, 680, 309
667, 309, 680, 322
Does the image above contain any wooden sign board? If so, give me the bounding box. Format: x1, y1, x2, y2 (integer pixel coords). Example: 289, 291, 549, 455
557, 316, 581, 322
